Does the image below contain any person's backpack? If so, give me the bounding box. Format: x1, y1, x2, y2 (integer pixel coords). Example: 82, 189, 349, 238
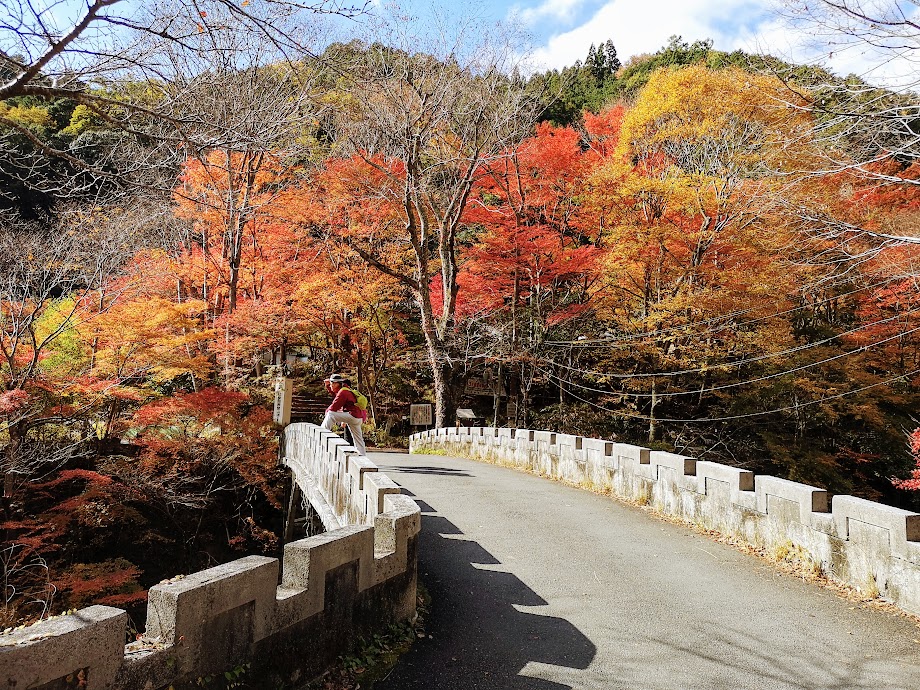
344, 386, 369, 411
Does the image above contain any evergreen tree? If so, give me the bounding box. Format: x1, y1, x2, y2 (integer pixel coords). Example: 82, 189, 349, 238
604, 40, 621, 73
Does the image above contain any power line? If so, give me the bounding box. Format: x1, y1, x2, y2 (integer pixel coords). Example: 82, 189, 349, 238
545, 366, 920, 424
543, 275, 905, 349
540, 307, 920, 381
535, 321, 920, 400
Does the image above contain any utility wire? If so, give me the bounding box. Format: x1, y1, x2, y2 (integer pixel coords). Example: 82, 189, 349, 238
542, 274, 907, 348
540, 307, 920, 381
545, 366, 920, 424
534, 320, 920, 399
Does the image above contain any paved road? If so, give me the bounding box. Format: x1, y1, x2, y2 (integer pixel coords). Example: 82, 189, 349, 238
371, 452, 920, 690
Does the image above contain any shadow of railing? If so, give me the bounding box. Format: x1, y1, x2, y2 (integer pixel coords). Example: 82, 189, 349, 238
373, 454, 920, 690
387, 465, 474, 477
375, 489, 596, 689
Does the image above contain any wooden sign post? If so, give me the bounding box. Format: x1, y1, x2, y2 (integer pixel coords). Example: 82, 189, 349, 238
273, 377, 293, 425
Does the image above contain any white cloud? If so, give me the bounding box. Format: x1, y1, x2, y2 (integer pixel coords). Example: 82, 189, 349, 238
527, 0, 920, 88
530, 0, 762, 71
513, 0, 588, 25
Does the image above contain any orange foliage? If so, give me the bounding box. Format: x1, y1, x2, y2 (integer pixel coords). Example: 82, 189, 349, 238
894, 430, 920, 490
58, 560, 145, 611
172, 150, 290, 316
0, 388, 29, 413
133, 387, 282, 509
583, 105, 626, 162
134, 387, 246, 426
450, 121, 601, 331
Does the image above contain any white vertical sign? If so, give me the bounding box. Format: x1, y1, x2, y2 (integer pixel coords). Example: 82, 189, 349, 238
273, 377, 293, 425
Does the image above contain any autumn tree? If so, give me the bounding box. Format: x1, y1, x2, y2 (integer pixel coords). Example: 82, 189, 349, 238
457, 121, 602, 425
173, 151, 289, 319
164, 11, 346, 316
584, 66, 813, 440
290, 240, 406, 422
319, 9, 540, 426
0, 208, 135, 503
771, 1, 920, 267
88, 295, 214, 435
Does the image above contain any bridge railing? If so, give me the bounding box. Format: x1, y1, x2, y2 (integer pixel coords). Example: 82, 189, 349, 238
285, 423, 403, 530
411, 426, 920, 616
2, 424, 419, 690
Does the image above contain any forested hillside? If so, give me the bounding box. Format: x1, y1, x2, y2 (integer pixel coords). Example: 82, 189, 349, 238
4, 0, 920, 628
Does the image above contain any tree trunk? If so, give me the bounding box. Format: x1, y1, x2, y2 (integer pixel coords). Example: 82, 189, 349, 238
508, 370, 520, 428
103, 398, 120, 440
417, 280, 459, 427
520, 363, 530, 428
429, 353, 458, 428
492, 362, 502, 428
3, 420, 25, 509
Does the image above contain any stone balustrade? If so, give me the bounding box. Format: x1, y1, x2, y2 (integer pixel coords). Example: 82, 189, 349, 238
285, 424, 402, 530
412, 426, 920, 615
2, 423, 419, 689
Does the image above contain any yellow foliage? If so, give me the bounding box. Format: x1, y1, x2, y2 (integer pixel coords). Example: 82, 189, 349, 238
61, 104, 97, 137
618, 64, 812, 177
0, 103, 53, 131
582, 64, 811, 372
90, 296, 214, 384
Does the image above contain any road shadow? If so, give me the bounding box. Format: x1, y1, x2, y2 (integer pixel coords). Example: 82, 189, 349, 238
379, 464, 473, 477
409, 497, 436, 514
375, 495, 596, 690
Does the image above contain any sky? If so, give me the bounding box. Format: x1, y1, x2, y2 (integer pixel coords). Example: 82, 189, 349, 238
502, 0, 775, 68
467, 0, 918, 87
12, 0, 917, 89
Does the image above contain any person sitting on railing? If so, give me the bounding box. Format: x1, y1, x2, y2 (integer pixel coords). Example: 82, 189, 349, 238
321, 373, 367, 456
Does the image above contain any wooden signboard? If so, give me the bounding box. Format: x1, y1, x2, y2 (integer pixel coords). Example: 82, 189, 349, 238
410, 403, 433, 426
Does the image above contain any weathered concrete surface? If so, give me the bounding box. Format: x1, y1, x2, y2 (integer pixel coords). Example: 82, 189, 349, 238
0, 606, 127, 690
375, 452, 920, 690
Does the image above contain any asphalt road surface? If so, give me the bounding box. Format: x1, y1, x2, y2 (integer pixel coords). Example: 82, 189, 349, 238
371, 452, 920, 690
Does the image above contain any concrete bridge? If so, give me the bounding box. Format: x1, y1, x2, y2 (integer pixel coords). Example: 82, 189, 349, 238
391, 428, 920, 689
7, 422, 920, 688
374, 449, 920, 689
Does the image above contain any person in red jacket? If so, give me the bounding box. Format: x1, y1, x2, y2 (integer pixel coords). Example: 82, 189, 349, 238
320, 373, 367, 456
